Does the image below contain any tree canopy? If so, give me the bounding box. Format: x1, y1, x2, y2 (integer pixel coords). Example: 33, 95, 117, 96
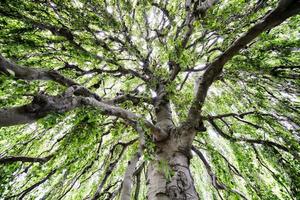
0, 0, 300, 199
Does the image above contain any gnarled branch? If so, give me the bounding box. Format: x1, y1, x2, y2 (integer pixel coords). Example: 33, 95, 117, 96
0, 88, 82, 127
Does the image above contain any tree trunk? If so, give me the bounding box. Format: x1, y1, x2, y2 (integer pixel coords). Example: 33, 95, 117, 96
147, 127, 199, 200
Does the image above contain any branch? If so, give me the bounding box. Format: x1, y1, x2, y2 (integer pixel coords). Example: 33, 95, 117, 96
209, 120, 291, 153
83, 98, 168, 141
133, 162, 145, 200
98, 180, 122, 200
270, 65, 300, 79
0, 54, 75, 86
270, 65, 300, 74
0, 155, 52, 164
0, 85, 166, 144
56, 131, 111, 200
192, 146, 248, 200
0, 54, 101, 100
0, 88, 82, 127
196, 0, 220, 15
104, 184, 122, 200
7, 169, 57, 199
59, 62, 145, 80
203, 111, 257, 120
91, 139, 137, 200
252, 144, 295, 199
120, 153, 140, 200
104, 93, 153, 106
188, 0, 300, 121
151, 3, 172, 23
120, 125, 145, 200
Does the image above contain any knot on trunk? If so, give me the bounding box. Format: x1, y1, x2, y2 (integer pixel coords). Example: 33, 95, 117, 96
167, 170, 191, 200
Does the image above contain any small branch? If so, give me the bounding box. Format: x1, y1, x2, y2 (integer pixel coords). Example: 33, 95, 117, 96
151, 3, 172, 23
91, 139, 137, 200
270, 65, 300, 73
203, 111, 257, 120
196, 0, 220, 16
270, 65, 300, 79
0, 155, 53, 164
209, 120, 291, 153
98, 180, 122, 200
104, 93, 153, 106
7, 169, 57, 199
252, 144, 295, 199
192, 146, 248, 199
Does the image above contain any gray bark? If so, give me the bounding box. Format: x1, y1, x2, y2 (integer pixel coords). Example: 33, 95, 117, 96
153, 83, 174, 141
147, 127, 199, 200
0, 54, 102, 101
0, 54, 76, 86
120, 125, 145, 200
120, 153, 140, 200
0, 91, 81, 127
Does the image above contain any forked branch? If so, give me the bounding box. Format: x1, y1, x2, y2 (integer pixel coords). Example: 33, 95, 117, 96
188, 0, 300, 122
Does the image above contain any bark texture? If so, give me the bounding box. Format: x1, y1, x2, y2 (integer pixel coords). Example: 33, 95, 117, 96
120, 153, 140, 200
147, 128, 199, 200
0, 91, 81, 127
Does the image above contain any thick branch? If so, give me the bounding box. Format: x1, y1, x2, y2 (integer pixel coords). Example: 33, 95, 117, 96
0, 88, 82, 127
133, 163, 144, 200
0, 54, 76, 86
0, 86, 165, 144
0, 54, 101, 100
83, 97, 168, 141
120, 153, 140, 200
188, 0, 300, 121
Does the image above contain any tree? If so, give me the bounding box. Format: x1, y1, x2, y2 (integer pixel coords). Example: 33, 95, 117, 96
0, 0, 299, 199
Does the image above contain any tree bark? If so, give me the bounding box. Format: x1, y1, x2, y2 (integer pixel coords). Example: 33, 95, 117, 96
147, 127, 199, 200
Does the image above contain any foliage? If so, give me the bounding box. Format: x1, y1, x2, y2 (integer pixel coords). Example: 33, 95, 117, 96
0, 0, 299, 199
